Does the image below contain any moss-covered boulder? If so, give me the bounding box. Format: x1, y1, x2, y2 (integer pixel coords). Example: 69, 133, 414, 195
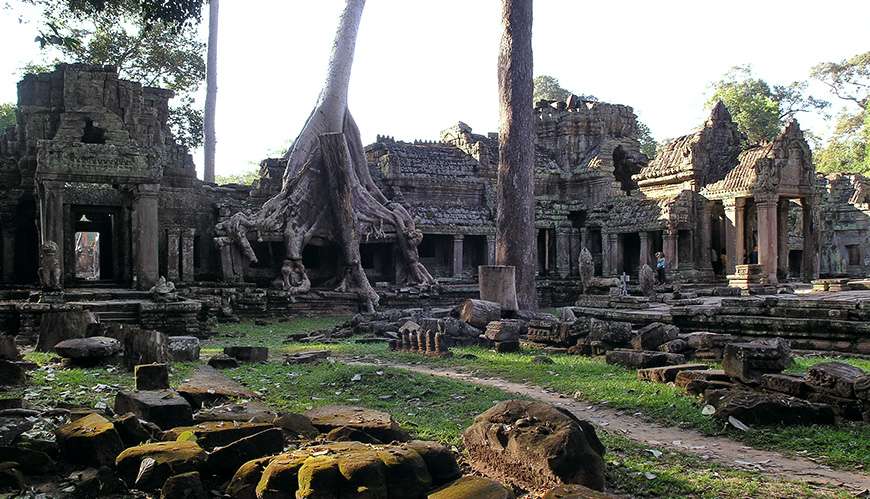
226, 456, 274, 499
428, 476, 515, 499
55, 413, 123, 467
162, 421, 275, 450
304, 405, 410, 443
115, 440, 206, 491
255, 440, 455, 498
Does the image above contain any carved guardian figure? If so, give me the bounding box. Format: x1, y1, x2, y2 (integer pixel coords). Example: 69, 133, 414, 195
38, 241, 62, 291
578, 247, 595, 295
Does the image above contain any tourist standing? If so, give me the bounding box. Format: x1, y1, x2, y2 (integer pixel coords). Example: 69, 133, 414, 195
655, 252, 667, 284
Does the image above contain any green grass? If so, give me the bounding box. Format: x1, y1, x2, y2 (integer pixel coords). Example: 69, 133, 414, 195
205, 316, 351, 353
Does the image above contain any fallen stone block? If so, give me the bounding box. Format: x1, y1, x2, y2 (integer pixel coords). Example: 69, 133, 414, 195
463, 400, 605, 493
168, 336, 201, 362
405, 440, 462, 487
637, 364, 708, 384
0, 336, 20, 361
206, 427, 284, 477
587, 318, 632, 346
495, 341, 520, 353
113, 412, 161, 447
605, 349, 683, 369
658, 339, 689, 354
224, 346, 268, 363
722, 339, 791, 383
631, 323, 678, 351
163, 421, 275, 450
806, 362, 866, 398
429, 475, 515, 499
304, 405, 410, 443
805, 391, 865, 421
0, 360, 26, 386
135, 363, 170, 391
115, 440, 206, 491
283, 350, 330, 364
177, 366, 256, 409
55, 413, 123, 467
485, 320, 523, 342
207, 354, 239, 369
114, 390, 193, 430
161, 471, 207, 499
53, 336, 121, 365
711, 390, 835, 426
36, 309, 97, 352
0, 446, 54, 475
225, 456, 273, 499
273, 413, 319, 440
194, 401, 276, 424
760, 374, 808, 398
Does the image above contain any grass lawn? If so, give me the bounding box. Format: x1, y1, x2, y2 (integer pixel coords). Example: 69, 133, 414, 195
204, 318, 870, 472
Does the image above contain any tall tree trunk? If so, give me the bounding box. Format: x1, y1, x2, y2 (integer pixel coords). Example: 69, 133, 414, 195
203, 0, 219, 183
496, 0, 537, 310
216, 0, 435, 312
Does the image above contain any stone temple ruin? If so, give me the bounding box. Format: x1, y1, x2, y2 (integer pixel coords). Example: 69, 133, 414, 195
0, 64, 868, 337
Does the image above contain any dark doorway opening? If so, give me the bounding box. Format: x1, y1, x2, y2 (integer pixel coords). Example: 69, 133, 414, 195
789, 250, 803, 277
621, 232, 640, 274
361, 242, 396, 283
14, 199, 39, 284
302, 242, 341, 287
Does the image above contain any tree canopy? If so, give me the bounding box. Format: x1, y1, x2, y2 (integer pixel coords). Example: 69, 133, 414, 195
707, 65, 828, 145
811, 52, 869, 175
0, 103, 16, 130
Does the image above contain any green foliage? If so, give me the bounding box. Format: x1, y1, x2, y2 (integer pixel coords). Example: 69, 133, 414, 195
707, 65, 828, 145
214, 169, 260, 186
811, 53, 870, 175
18, 0, 206, 147
637, 120, 658, 158
533, 74, 571, 102
0, 103, 16, 129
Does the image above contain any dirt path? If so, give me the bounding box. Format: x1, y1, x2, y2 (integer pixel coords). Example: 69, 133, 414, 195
348, 358, 870, 493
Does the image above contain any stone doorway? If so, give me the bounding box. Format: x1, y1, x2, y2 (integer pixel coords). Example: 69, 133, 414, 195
70, 206, 122, 285
621, 232, 640, 275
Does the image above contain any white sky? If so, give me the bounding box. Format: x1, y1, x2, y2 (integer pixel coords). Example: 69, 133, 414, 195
1, 1, 869, 180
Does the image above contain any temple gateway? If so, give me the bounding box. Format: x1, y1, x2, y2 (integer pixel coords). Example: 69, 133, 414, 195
0, 65, 868, 305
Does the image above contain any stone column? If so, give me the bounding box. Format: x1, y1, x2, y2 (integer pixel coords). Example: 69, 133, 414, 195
485, 235, 496, 265
735, 199, 746, 268
556, 229, 571, 278
41, 180, 65, 278
802, 198, 819, 281
639, 231, 650, 267
777, 199, 790, 279
601, 232, 611, 276
133, 184, 160, 289
181, 228, 195, 282
569, 227, 581, 276
699, 201, 713, 272
166, 228, 180, 281
663, 229, 678, 273
451, 234, 464, 277
1, 225, 15, 282
755, 196, 779, 285
609, 233, 620, 276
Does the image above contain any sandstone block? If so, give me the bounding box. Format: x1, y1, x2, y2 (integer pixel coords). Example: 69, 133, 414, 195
224, 346, 268, 362
303, 405, 410, 443
55, 413, 123, 467
115, 441, 206, 491
429, 475, 515, 499
206, 427, 285, 477
711, 390, 835, 426
637, 364, 708, 384
114, 390, 193, 430
135, 363, 170, 391
806, 362, 866, 398
168, 336, 201, 362
722, 339, 791, 383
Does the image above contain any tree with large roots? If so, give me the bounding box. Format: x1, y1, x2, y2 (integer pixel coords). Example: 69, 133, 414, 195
219, 0, 435, 312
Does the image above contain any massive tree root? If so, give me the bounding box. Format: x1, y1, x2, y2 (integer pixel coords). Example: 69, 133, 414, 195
219, 0, 435, 312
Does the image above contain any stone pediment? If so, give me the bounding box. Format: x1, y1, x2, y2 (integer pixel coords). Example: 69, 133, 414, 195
35, 140, 161, 184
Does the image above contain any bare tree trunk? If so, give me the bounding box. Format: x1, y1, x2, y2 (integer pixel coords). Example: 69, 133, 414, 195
216, 0, 435, 311
203, 0, 219, 183
496, 0, 537, 310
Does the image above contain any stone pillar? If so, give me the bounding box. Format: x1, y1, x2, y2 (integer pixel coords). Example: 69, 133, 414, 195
166, 229, 180, 281
485, 235, 496, 265
452, 234, 464, 277
133, 184, 160, 289
724, 198, 745, 274
569, 227, 581, 276
663, 229, 678, 274
755, 196, 779, 285
609, 233, 620, 276
699, 201, 713, 272
639, 231, 650, 268
556, 229, 571, 278
601, 232, 611, 276
41, 180, 65, 278
181, 228, 195, 282
777, 199, 790, 279
802, 198, 819, 281
1, 226, 15, 282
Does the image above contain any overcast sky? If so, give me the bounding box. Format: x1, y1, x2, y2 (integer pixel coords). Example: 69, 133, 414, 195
1, 1, 868, 180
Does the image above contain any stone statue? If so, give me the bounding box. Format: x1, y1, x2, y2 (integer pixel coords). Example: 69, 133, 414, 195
149, 276, 179, 302
578, 247, 595, 295
281, 259, 311, 300
38, 241, 62, 291
639, 264, 656, 297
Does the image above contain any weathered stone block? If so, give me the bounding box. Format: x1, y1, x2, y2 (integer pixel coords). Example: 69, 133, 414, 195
207, 354, 239, 369
722, 339, 791, 383
658, 338, 689, 354
135, 363, 170, 391
161, 471, 207, 499
760, 374, 807, 398
605, 349, 682, 369
463, 400, 605, 493
168, 336, 201, 362
484, 320, 523, 342
55, 413, 123, 467
631, 323, 678, 351
0, 336, 20, 361
637, 364, 708, 384
206, 427, 285, 477
114, 390, 193, 430
495, 341, 520, 353
711, 390, 835, 426
304, 405, 410, 443
54, 336, 122, 365
429, 476, 515, 499
0, 360, 26, 386
163, 421, 275, 451
805, 362, 866, 398
224, 346, 268, 362
115, 441, 206, 491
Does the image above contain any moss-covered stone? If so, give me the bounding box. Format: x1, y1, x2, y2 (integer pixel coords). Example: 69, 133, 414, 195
55, 413, 123, 466
162, 421, 275, 450
428, 476, 515, 499
226, 456, 273, 499
404, 440, 460, 488
256, 453, 307, 499
115, 440, 206, 491
160, 471, 207, 499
